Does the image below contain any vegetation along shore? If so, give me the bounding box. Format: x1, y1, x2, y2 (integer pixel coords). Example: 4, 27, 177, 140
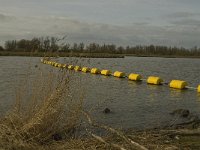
0, 36, 200, 58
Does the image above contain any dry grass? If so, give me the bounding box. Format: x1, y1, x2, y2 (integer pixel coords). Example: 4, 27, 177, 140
0, 60, 83, 150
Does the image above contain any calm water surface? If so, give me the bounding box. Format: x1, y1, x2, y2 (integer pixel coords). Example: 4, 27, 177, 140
0, 56, 200, 129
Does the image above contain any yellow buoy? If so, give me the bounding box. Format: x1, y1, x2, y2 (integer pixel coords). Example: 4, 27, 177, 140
74, 66, 81, 71
59, 64, 65, 68
82, 67, 90, 73
101, 70, 111, 76
147, 76, 163, 85
68, 65, 74, 70
91, 68, 100, 74
198, 85, 200, 93
56, 63, 60, 67
169, 80, 188, 89
54, 63, 59, 67
62, 64, 67, 68
128, 73, 142, 81
57, 63, 62, 68
113, 71, 125, 78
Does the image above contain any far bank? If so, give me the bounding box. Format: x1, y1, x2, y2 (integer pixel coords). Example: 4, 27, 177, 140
1, 50, 200, 58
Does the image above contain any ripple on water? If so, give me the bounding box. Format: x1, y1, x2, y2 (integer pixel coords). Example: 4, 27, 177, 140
0, 56, 200, 129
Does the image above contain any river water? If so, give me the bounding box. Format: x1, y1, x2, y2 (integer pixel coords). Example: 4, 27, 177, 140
0, 56, 200, 130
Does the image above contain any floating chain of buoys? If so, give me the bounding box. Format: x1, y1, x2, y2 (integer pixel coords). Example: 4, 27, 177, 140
41, 59, 200, 93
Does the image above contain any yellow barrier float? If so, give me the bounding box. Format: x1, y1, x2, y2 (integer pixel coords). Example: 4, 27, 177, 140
51, 62, 55, 66
128, 73, 142, 81
147, 76, 163, 85
101, 70, 111, 76
113, 71, 125, 78
74, 66, 81, 71
198, 85, 200, 93
68, 65, 74, 70
82, 67, 90, 73
62, 64, 67, 68
91, 68, 100, 74
58, 64, 66, 68
57, 64, 62, 68
42, 60, 200, 93
55, 63, 59, 67
169, 80, 188, 89
54, 63, 59, 67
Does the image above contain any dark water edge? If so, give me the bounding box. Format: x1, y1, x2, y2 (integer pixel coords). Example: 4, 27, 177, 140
0, 51, 124, 58
1, 50, 200, 58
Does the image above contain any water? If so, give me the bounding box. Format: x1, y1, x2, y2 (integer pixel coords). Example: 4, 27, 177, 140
0, 56, 200, 130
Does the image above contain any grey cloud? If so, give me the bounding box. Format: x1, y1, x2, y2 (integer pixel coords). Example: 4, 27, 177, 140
0, 13, 16, 22
165, 12, 199, 19
0, 15, 200, 48
170, 18, 200, 27
0, 14, 7, 20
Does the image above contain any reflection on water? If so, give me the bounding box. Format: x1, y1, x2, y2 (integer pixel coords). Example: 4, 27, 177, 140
196, 93, 200, 101
147, 84, 162, 90
170, 88, 188, 98
0, 56, 200, 129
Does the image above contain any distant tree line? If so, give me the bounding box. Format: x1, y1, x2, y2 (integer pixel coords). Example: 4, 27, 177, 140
1, 36, 200, 56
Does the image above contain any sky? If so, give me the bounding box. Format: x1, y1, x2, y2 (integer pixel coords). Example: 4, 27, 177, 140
0, 0, 200, 48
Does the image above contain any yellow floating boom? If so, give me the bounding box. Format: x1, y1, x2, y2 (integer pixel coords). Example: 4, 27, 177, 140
62, 64, 67, 68
54, 63, 59, 67
128, 73, 142, 81
57, 63, 62, 68
197, 85, 200, 93
68, 65, 74, 70
91, 68, 100, 74
169, 80, 188, 89
82, 67, 90, 73
113, 71, 125, 78
101, 70, 111, 76
74, 66, 81, 71
41, 60, 200, 93
51, 62, 55, 66
147, 76, 163, 85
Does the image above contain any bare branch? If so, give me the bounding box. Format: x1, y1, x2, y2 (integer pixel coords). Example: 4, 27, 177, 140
82, 111, 148, 150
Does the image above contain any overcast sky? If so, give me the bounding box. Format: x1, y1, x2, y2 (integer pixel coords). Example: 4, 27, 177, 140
0, 0, 200, 48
